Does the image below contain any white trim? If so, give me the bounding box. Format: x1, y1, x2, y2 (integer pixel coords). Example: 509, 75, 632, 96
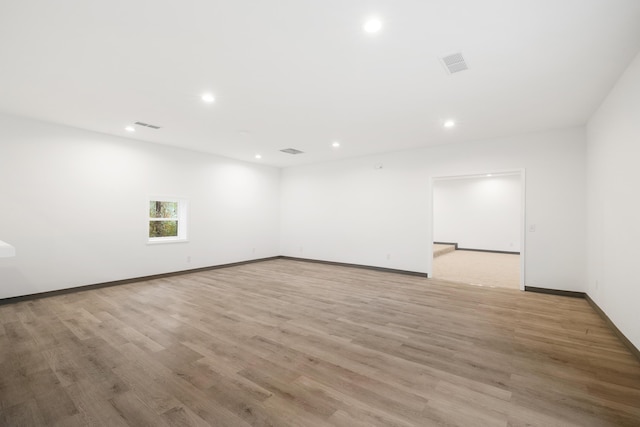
146, 238, 190, 246
519, 169, 526, 291
147, 197, 189, 244
0, 240, 16, 258
429, 169, 526, 290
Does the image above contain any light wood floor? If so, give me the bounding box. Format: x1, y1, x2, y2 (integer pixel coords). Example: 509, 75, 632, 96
1, 259, 639, 426
433, 250, 521, 290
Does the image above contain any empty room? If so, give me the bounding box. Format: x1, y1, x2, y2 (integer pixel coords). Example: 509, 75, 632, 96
1, 1, 640, 426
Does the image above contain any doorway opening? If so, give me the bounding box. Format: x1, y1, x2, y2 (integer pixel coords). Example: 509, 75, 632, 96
431, 171, 525, 290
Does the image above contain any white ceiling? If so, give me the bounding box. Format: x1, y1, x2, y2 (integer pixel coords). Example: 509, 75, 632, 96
1, 0, 640, 168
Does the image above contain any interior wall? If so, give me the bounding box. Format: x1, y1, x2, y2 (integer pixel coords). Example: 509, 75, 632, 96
280, 127, 587, 291
433, 174, 521, 252
0, 113, 281, 299
586, 52, 640, 349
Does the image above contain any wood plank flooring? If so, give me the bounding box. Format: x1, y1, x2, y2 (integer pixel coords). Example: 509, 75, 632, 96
1, 258, 639, 426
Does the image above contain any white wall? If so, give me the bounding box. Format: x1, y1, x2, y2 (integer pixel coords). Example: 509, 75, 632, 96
586, 52, 640, 349
280, 127, 587, 291
433, 174, 521, 252
0, 113, 280, 299
0, 114, 590, 298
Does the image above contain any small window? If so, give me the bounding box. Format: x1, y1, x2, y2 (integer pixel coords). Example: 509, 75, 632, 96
148, 198, 187, 243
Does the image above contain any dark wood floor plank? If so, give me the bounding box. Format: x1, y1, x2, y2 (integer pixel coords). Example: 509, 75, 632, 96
0, 398, 45, 427
161, 404, 212, 427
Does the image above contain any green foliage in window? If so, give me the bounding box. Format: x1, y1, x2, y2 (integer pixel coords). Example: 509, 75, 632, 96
149, 201, 178, 219
149, 220, 178, 238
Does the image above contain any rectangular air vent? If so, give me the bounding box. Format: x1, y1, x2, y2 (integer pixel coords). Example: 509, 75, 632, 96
440, 52, 468, 75
134, 121, 162, 129
280, 148, 304, 155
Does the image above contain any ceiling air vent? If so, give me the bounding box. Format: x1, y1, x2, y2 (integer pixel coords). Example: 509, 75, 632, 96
280, 148, 304, 155
134, 121, 162, 129
440, 52, 468, 75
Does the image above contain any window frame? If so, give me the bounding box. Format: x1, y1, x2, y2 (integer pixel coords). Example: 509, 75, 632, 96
147, 197, 188, 244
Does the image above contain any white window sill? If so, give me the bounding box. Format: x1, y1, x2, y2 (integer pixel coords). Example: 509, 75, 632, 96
147, 239, 189, 245
0, 240, 16, 257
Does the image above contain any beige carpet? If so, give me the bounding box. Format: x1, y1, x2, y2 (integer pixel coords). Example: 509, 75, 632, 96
433, 248, 520, 289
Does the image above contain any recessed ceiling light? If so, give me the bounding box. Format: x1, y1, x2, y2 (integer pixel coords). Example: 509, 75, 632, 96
332, 141, 340, 148
363, 17, 382, 34
255, 154, 262, 159
201, 93, 215, 103
443, 120, 455, 128
486, 174, 492, 177
125, 126, 135, 132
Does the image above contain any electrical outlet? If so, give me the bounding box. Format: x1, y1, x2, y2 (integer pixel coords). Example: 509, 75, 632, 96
528, 224, 536, 232
186, 256, 191, 263
386, 253, 391, 260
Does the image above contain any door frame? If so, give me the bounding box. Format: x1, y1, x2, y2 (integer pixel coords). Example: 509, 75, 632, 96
429, 169, 526, 290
